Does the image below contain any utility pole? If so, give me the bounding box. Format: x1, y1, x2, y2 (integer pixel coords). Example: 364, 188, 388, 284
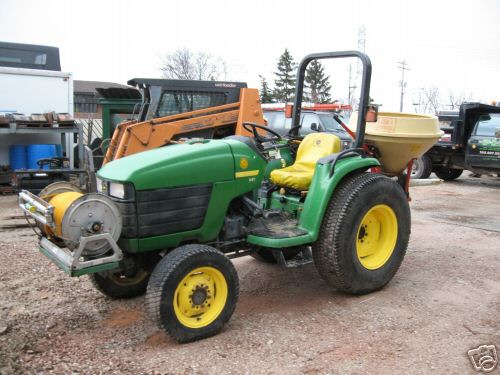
356, 26, 366, 79
348, 65, 357, 106
398, 60, 410, 112
349, 26, 366, 108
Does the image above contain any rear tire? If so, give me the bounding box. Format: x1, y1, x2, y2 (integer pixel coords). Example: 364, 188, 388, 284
434, 167, 463, 181
146, 245, 239, 343
313, 173, 410, 295
410, 155, 432, 179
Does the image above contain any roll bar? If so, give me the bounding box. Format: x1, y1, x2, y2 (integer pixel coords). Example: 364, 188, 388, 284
291, 51, 372, 149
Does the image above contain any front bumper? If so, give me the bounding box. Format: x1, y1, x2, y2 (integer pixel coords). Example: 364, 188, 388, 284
39, 234, 122, 276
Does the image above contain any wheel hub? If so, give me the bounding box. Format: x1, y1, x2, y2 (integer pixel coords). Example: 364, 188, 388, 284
358, 225, 368, 242
190, 285, 209, 306
173, 267, 228, 329
356, 204, 398, 270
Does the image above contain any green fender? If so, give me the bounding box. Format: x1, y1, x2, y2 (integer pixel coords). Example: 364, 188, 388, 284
247, 156, 380, 248
299, 156, 380, 239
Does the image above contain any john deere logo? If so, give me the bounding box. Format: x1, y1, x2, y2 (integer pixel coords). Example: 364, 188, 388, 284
240, 158, 249, 169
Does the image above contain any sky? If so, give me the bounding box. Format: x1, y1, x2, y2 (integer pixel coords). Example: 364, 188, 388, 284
1, 0, 499, 111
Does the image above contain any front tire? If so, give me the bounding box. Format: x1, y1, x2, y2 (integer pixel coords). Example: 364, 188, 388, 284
89, 254, 160, 299
313, 173, 411, 295
434, 167, 463, 180
146, 245, 239, 343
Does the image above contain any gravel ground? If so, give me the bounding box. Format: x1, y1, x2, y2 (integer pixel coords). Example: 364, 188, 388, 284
0, 174, 499, 375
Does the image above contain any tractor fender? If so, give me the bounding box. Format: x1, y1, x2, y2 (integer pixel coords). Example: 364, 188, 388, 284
298, 156, 380, 240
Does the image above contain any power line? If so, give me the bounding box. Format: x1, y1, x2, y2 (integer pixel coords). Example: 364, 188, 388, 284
398, 60, 410, 112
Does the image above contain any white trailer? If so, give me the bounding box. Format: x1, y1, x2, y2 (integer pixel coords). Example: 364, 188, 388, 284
0, 66, 73, 115
0, 41, 76, 170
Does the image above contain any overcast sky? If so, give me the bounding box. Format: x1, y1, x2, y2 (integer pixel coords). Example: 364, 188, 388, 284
1, 0, 499, 111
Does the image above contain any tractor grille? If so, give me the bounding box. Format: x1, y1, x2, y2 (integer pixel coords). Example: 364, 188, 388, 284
115, 184, 213, 238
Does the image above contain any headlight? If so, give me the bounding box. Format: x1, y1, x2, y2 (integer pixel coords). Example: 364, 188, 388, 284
97, 178, 134, 200
109, 182, 125, 199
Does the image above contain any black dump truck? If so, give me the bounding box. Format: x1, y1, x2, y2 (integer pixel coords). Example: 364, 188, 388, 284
420, 102, 500, 180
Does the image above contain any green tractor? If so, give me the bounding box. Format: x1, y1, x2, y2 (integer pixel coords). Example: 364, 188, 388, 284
19, 51, 412, 343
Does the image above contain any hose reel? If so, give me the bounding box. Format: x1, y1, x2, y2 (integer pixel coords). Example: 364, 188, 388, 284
21, 181, 123, 258
46, 192, 122, 257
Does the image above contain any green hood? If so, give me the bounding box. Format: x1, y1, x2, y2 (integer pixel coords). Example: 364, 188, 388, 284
98, 141, 235, 190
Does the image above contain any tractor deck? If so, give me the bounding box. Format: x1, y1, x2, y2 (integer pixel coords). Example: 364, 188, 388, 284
247, 212, 308, 239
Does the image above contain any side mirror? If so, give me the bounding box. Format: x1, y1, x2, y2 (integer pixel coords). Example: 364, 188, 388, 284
311, 123, 319, 131
365, 105, 378, 122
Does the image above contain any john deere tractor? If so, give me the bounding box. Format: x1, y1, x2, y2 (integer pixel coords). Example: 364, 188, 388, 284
20, 51, 413, 343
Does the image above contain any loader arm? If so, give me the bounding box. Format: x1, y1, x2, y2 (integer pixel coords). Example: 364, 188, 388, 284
103, 88, 264, 164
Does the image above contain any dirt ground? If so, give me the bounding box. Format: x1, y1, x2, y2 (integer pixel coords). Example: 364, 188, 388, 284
0, 174, 499, 375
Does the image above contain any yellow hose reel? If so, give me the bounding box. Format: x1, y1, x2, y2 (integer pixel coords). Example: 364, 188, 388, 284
38, 182, 122, 258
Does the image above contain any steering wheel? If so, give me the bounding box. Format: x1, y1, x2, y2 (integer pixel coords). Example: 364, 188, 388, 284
243, 122, 282, 144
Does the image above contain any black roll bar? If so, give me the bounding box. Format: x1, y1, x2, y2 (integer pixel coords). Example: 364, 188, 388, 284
291, 51, 372, 149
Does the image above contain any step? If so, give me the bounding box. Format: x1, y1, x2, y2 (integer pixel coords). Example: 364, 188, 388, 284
272, 246, 313, 268
246, 212, 308, 239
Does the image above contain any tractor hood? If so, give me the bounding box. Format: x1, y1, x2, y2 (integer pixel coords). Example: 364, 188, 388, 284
98, 140, 235, 190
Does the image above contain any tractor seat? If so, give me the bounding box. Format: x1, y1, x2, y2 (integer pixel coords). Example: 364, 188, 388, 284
270, 133, 342, 191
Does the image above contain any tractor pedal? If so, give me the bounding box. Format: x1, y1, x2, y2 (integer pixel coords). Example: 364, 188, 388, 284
273, 247, 312, 268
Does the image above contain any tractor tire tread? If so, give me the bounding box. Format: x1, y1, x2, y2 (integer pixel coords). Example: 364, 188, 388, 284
146, 244, 239, 343
89, 254, 161, 299
314, 172, 375, 292
313, 172, 410, 294
89, 269, 149, 299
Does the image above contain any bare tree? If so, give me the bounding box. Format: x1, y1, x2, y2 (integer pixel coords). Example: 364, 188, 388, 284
160, 48, 228, 80
425, 86, 441, 114
447, 91, 475, 110
412, 86, 442, 114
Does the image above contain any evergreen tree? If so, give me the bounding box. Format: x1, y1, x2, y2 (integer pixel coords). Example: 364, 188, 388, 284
305, 60, 331, 103
259, 75, 274, 103
273, 49, 296, 103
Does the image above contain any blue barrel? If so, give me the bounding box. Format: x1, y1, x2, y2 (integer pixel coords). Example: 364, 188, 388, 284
54, 144, 63, 157
27, 144, 57, 170
9, 145, 27, 170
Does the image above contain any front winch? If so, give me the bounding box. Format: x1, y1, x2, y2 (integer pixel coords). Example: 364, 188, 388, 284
19, 183, 123, 276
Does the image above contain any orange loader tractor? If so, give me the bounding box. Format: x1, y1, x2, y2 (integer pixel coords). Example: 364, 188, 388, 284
103, 79, 266, 164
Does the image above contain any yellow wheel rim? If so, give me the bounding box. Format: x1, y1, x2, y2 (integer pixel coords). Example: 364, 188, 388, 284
356, 204, 398, 270
173, 266, 228, 329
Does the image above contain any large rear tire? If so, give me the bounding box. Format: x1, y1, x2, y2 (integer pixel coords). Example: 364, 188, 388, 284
313, 173, 410, 295
146, 244, 239, 343
434, 167, 463, 181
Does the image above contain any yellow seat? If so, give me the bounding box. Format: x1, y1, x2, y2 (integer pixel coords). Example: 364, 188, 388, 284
270, 133, 342, 190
